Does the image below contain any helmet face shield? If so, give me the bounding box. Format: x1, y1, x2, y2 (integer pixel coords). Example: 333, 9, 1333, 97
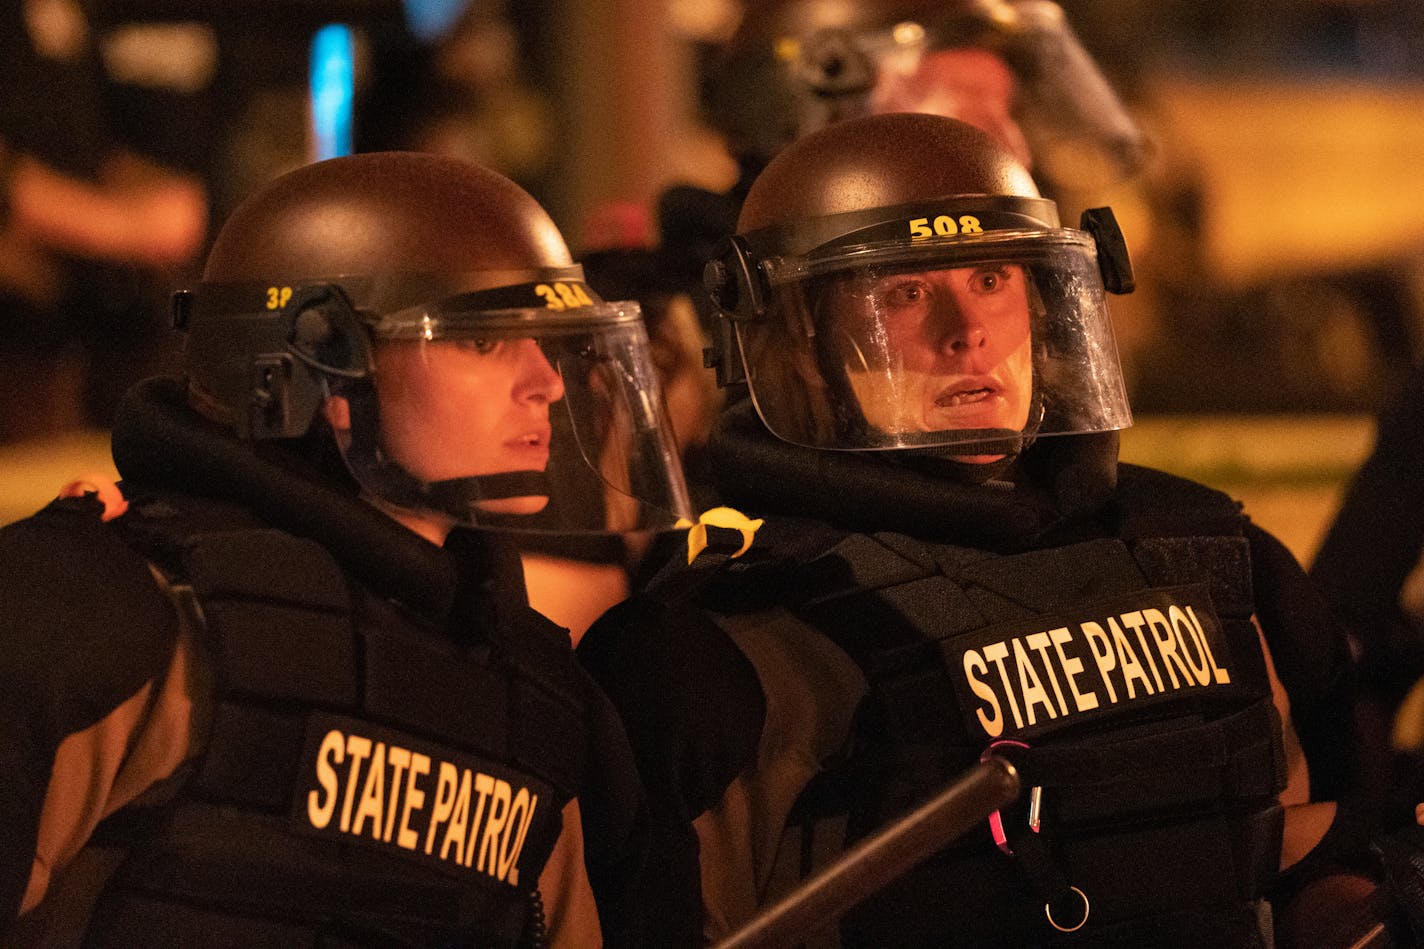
338, 282, 693, 533
183, 271, 692, 534
176, 154, 694, 534
734, 227, 1131, 452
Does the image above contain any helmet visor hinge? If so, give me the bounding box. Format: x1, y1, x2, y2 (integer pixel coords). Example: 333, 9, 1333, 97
1079, 207, 1135, 294
704, 236, 765, 388
279, 283, 373, 379
244, 353, 303, 440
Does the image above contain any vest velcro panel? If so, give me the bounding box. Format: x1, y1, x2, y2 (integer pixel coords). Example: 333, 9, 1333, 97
507, 670, 589, 797
1010, 699, 1285, 823
1132, 535, 1255, 618
88, 801, 528, 947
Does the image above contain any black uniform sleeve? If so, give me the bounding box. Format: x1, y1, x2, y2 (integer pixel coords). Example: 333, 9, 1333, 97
572, 664, 652, 948
1247, 521, 1356, 801
0, 496, 178, 923
578, 594, 766, 944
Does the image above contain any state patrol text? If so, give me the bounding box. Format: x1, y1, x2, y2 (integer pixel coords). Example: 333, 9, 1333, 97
949, 585, 1235, 741
292, 713, 554, 887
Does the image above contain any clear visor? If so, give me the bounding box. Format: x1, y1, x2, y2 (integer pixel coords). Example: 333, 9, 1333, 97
337, 295, 692, 534
736, 229, 1131, 452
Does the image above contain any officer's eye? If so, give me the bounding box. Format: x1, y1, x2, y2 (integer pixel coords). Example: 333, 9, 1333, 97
968, 266, 1012, 295
877, 280, 931, 309
458, 338, 501, 355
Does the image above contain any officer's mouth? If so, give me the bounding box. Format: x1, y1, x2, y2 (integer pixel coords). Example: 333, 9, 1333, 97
509, 432, 547, 447
934, 379, 999, 408
505, 429, 551, 461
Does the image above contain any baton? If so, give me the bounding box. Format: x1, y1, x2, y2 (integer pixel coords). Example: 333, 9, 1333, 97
712, 755, 1021, 949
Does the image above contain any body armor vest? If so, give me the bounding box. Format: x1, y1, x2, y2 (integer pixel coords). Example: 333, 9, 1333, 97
699, 466, 1286, 947
82, 494, 588, 948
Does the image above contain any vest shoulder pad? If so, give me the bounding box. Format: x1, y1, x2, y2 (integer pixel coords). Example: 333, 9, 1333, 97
1113, 463, 1246, 535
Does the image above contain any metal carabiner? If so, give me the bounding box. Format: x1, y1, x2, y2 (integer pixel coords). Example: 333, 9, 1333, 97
980, 740, 1040, 856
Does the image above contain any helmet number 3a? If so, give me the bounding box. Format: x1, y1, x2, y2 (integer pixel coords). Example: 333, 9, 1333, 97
536, 282, 594, 310
908, 215, 984, 241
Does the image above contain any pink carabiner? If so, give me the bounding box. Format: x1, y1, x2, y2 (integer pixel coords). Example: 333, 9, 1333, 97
980, 739, 1030, 855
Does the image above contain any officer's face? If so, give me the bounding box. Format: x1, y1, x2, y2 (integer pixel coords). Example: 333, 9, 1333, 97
373, 337, 566, 514
831, 262, 1034, 460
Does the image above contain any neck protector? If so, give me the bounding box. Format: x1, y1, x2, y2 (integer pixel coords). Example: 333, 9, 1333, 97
709, 399, 1119, 552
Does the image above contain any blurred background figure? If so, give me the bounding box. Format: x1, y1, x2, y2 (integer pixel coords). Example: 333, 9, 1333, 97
357, 0, 559, 200
1314, 360, 1424, 712
703, 0, 1144, 198
0, 0, 209, 443
1310, 362, 1424, 810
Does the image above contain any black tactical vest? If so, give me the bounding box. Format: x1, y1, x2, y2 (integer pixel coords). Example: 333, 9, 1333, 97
81, 495, 590, 948
700, 467, 1286, 948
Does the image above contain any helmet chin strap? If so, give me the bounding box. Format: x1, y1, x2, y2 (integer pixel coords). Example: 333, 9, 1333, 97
896, 430, 1022, 486
894, 450, 1017, 486
896, 393, 1047, 483
425, 470, 552, 517
348, 448, 553, 523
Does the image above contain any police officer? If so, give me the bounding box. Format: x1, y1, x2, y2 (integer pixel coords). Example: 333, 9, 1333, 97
578, 113, 1374, 946
0, 151, 692, 946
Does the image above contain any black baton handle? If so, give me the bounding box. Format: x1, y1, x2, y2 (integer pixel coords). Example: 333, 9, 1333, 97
713, 756, 1022, 949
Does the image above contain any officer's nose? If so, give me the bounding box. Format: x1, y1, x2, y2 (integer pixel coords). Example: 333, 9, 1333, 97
514, 341, 566, 404
934, 296, 988, 355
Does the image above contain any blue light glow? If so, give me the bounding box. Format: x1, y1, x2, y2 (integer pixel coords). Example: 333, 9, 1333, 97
310, 24, 355, 161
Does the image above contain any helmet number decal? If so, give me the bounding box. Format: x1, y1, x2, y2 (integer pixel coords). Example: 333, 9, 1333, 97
535, 282, 594, 310
267, 286, 294, 310
908, 215, 983, 241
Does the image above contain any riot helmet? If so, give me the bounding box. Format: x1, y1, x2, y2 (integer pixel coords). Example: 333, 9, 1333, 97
706, 0, 1144, 193
705, 112, 1134, 458
177, 151, 691, 533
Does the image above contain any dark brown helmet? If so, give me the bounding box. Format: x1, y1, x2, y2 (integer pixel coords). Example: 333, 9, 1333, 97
738, 112, 1041, 236
185, 151, 577, 428
705, 113, 1135, 454
202, 151, 573, 280
176, 151, 690, 531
